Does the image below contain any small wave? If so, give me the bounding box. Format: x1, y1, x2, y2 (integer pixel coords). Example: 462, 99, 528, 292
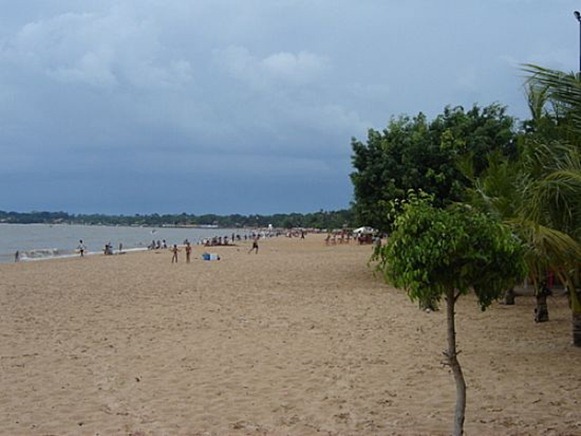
7, 246, 149, 263
19, 248, 62, 260
120, 247, 148, 254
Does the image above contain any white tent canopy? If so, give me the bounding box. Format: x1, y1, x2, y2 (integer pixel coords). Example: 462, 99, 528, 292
353, 226, 375, 235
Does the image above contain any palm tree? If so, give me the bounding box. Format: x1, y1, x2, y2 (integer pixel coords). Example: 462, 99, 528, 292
465, 65, 580, 342
522, 65, 581, 340
466, 139, 581, 322
522, 64, 581, 135
521, 141, 580, 319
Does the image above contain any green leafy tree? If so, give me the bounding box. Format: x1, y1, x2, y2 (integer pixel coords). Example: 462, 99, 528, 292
374, 198, 526, 435
350, 104, 517, 233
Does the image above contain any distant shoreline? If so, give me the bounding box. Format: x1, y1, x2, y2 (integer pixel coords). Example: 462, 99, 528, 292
0, 208, 355, 230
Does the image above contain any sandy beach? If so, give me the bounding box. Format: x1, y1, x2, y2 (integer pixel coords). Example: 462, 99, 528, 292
0, 233, 579, 435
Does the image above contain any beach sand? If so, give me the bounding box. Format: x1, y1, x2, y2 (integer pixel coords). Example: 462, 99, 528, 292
0, 234, 579, 435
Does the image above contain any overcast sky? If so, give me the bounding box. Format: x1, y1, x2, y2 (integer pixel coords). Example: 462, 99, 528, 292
0, 0, 578, 215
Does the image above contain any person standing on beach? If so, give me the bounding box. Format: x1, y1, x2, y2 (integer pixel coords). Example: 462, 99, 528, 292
171, 244, 180, 263
185, 242, 192, 263
78, 240, 85, 257
248, 236, 259, 254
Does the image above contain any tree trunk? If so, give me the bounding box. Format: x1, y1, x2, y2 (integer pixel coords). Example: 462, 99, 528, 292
573, 312, 581, 347
503, 288, 516, 305
568, 282, 581, 347
446, 289, 466, 436
534, 282, 550, 323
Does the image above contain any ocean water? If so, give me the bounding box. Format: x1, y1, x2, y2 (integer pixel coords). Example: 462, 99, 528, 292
0, 224, 245, 264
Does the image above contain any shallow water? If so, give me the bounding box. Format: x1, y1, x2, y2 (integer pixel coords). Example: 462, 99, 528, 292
0, 223, 244, 263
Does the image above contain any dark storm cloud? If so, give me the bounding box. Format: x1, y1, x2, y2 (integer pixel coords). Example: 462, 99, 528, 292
0, 0, 578, 214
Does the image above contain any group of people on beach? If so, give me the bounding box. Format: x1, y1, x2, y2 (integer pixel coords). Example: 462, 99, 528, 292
170, 241, 193, 263
202, 235, 237, 247
169, 236, 260, 263
103, 242, 122, 255
325, 230, 352, 245
77, 240, 123, 257
148, 239, 168, 250
11, 229, 292, 263
324, 229, 382, 246
11, 229, 274, 264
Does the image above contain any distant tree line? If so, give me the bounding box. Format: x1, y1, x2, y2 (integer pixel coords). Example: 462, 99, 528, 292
0, 209, 354, 230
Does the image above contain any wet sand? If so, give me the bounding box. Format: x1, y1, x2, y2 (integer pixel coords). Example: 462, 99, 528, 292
0, 234, 579, 435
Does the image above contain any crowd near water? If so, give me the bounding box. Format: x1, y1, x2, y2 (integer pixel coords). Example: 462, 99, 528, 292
0, 224, 261, 264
